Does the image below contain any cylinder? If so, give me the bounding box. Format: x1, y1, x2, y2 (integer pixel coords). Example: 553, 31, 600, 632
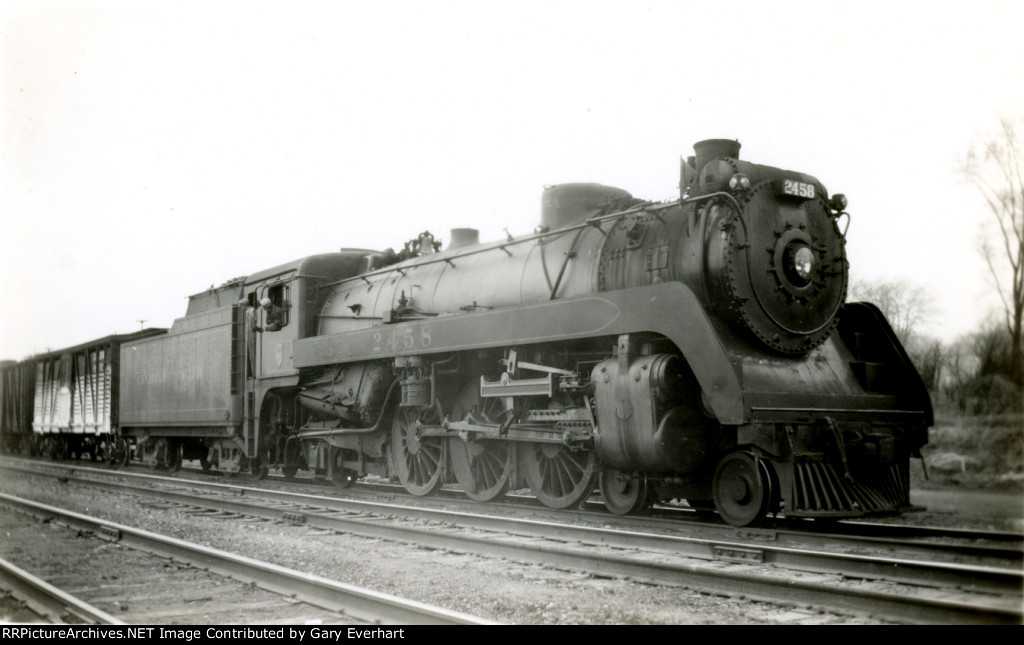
591, 354, 715, 473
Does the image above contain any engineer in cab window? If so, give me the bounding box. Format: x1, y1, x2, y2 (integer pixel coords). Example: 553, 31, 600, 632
261, 297, 284, 332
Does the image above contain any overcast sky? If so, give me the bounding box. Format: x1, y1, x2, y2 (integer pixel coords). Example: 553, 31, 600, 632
2, 0, 1022, 360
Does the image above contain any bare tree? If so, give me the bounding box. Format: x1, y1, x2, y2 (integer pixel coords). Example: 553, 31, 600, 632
908, 336, 945, 392
964, 116, 1024, 386
848, 278, 936, 345
848, 278, 942, 391
942, 336, 977, 413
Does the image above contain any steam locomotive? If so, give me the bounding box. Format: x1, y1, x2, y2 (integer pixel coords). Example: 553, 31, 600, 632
0, 139, 932, 526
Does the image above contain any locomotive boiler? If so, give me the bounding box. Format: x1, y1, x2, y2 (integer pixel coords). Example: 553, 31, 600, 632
219, 138, 929, 526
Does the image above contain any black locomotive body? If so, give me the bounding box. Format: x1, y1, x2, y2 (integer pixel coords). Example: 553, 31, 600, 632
0, 140, 932, 527
257, 138, 931, 525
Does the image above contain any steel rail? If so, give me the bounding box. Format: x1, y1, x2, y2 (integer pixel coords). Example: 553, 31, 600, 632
20, 457, 1021, 541
237, 462, 1024, 551
834, 518, 1024, 544
8, 464, 1021, 625
588, 501, 1024, 561
0, 555, 126, 625
0, 492, 496, 626
407, 482, 1024, 558
325, 472, 1024, 556
43, 464, 1024, 591
6, 457, 1021, 566
7, 458, 1021, 589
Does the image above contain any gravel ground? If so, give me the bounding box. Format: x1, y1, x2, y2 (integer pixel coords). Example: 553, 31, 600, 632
0, 509, 362, 625
0, 590, 41, 623
0, 471, 895, 625
908, 488, 1024, 533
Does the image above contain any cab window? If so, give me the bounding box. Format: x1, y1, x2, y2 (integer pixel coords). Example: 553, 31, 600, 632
263, 284, 289, 331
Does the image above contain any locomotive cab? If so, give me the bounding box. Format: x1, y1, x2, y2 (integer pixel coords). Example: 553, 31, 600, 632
242, 251, 379, 378
236, 250, 381, 478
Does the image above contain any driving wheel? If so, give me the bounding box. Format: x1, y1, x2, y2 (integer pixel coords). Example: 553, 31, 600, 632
517, 442, 597, 509
448, 383, 514, 502
390, 406, 446, 496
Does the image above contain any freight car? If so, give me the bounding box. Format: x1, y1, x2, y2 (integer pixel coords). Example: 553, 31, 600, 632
5, 139, 934, 527
0, 360, 34, 455
0, 330, 166, 460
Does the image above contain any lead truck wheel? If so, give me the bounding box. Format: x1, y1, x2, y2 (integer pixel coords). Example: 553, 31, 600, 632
712, 451, 774, 527
599, 468, 651, 516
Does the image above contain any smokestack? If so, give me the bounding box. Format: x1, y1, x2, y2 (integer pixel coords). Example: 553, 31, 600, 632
693, 139, 741, 174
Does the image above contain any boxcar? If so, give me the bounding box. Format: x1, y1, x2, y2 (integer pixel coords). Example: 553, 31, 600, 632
27, 330, 166, 459
0, 360, 35, 455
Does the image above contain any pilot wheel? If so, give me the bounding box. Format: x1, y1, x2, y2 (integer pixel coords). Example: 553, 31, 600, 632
712, 451, 776, 527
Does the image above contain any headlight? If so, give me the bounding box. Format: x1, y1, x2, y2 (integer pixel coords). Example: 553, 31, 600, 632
829, 193, 848, 212
793, 246, 815, 281
784, 244, 815, 286
728, 173, 751, 191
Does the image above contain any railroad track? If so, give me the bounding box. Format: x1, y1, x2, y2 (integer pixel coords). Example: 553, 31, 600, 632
0, 555, 123, 624
168, 458, 1021, 551
2, 457, 1020, 624
56, 456, 1024, 565
348, 479, 1024, 554
0, 489, 494, 625
47, 453, 1019, 544
113, 455, 1024, 554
